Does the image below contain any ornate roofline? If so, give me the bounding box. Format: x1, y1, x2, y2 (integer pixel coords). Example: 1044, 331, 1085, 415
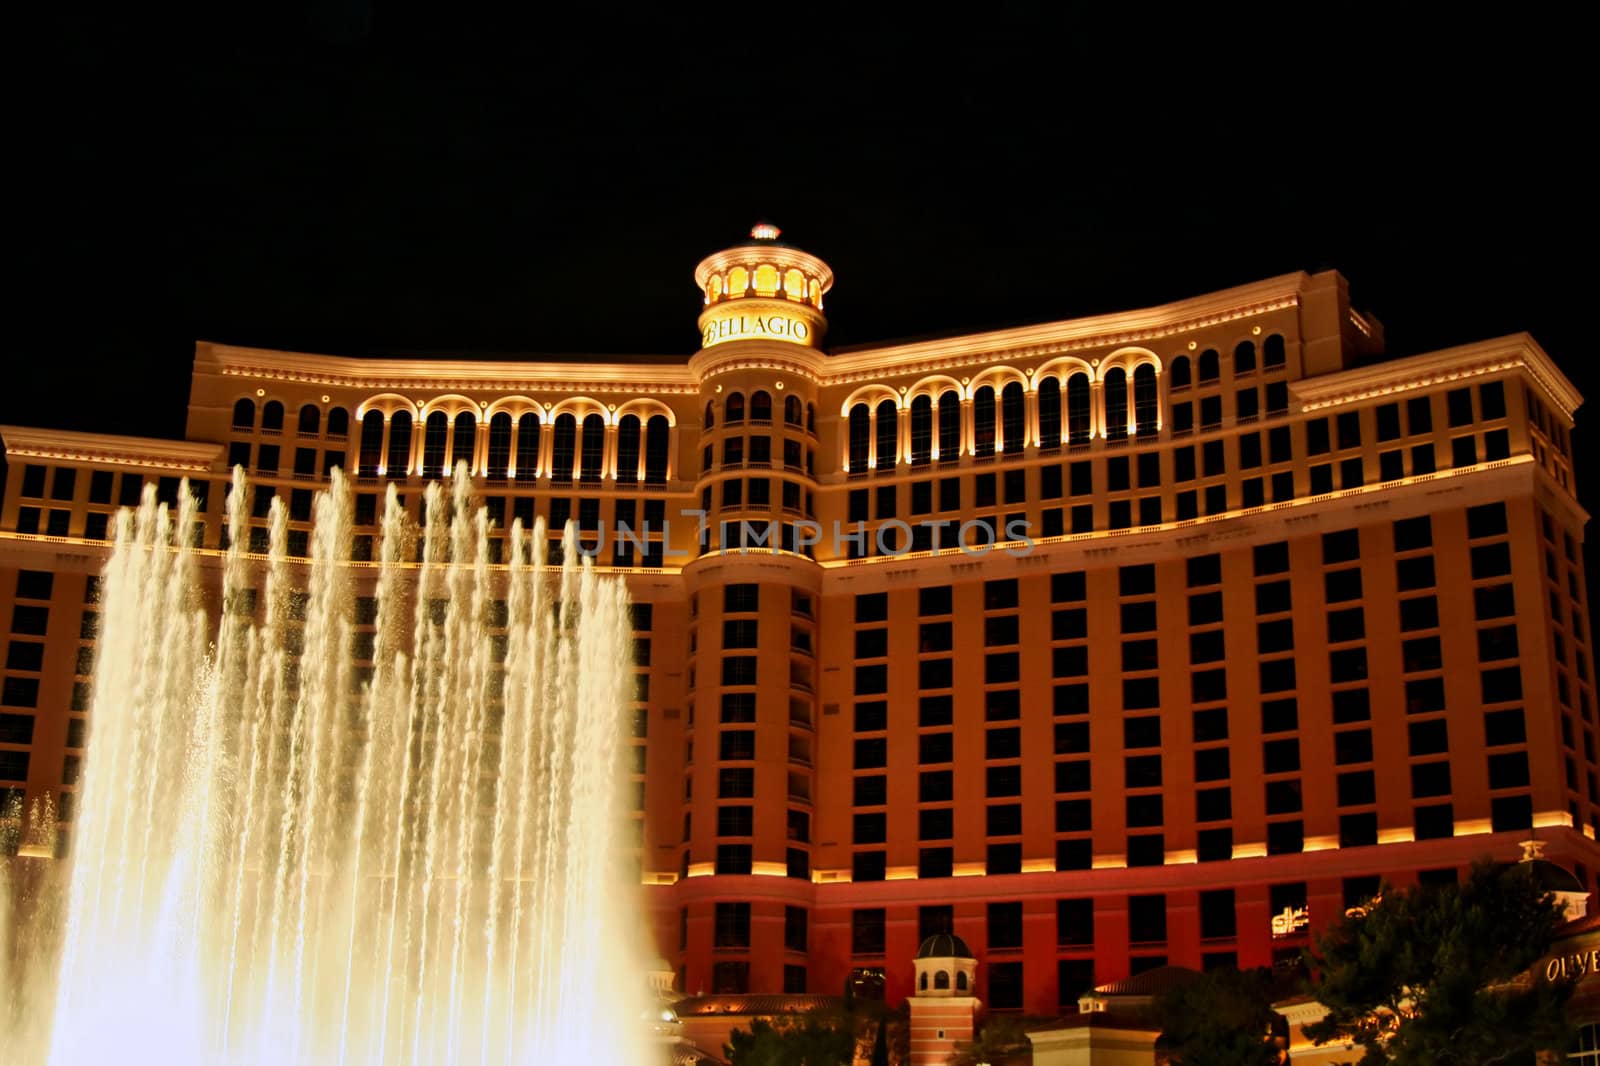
195, 342, 699, 396
0, 426, 224, 472
1290, 333, 1583, 419
821, 271, 1312, 382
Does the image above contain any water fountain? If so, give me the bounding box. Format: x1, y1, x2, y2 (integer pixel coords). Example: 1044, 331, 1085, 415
4, 466, 649, 1065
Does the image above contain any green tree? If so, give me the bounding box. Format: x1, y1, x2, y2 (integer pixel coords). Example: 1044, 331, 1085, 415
724, 1013, 858, 1066
869, 1015, 889, 1066
949, 1015, 1033, 1066
1154, 967, 1280, 1066
1305, 859, 1574, 1065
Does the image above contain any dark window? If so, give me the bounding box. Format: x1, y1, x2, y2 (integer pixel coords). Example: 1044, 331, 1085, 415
1466, 502, 1509, 540
1411, 761, 1452, 798
1129, 895, 1167, 943
911, 848, 950, 879
1415, 804, 1454, 840
1480, 381, 1507, 420
854, 776, 886, 806
1487, 750, 1531, 791
1196, 787, 1232, 822
715, 844, 752, 875
1127, 835, 1165, 867
1195, 748, 1231, 783
852, 852, 886, 882
852, 909, 886, 955
1200, 889, 1236, 940
1491, 795, 1533, 832
1266, 821, 1304, 855
1485, 709, 1527, 747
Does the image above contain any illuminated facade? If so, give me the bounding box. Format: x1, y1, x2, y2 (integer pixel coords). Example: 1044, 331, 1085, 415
3, 225, 1597, 1033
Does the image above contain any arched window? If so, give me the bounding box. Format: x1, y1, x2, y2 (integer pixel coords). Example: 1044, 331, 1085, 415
232, 398, 256, 429
1037, 377, 1062, 447
704, 400, 715, 430
422, 412, 450, 479
784, 395, 803, 426
1235, 340, 1257, 375
326, 407, 349, 438
515, 413, 540, 481
956, 972, 968, 992
1263, 334, 1286, 368
726, 392, 745, 424
1001, 382, 1025, 454
645, 416, 670, 484
920, 972, 929, 991
875, 399, 898, 469
1103, 368, 1128, 441
451, 412, 477, 476
386, 412, 412, 479
297, 404, 320, 435
1169, 356, 1191, 389
487, 412, 514, 480
1198, 348, 1220, 383
358, 410, 383, 477
806, 403, 816, 433
616, 416, 642, 483
935, 971, 950, 990
973, 386, 997, 454
579, 413, 605, 482
551, 414, 577, 480
910, 395, 933, 466
1134, 364, 1159, 437
847, 403, 871, 473
261, 401, 284, 432
1066, 373, 1091, 444
938, 390, 961, 458
751, 391, 772, 423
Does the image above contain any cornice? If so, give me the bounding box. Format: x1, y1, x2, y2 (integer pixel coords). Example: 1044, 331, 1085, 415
819, 272, 1311, 383
692, 245, 835, 292
1291, 334, 1583, 419
0, 425, 224, 471
195, 342, 700, 396
686, 341, 829, 384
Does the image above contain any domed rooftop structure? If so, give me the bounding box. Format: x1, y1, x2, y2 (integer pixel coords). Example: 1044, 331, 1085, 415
1518, 838, 1585, 893
1516, 839, 1589, 922
692, 222, 834, 351
916, 932, 974, 959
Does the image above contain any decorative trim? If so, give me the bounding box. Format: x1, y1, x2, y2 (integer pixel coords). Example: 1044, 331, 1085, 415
0, 426, 224, 471
197, 342, 699, 396
1291, 334, 1582, 419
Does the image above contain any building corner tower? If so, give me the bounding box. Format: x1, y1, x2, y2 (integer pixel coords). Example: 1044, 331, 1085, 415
675, 224, 835, 998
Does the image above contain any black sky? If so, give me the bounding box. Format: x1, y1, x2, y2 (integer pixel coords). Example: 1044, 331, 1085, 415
6, 8, 1594, 524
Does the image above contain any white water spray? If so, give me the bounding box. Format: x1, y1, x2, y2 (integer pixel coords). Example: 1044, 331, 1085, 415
5, 466, 648, 1065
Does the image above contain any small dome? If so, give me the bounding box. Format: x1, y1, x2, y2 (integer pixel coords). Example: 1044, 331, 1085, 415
916, 932, 974, 959
1515, 838, 1586, 894
1527, 859, 1585, 894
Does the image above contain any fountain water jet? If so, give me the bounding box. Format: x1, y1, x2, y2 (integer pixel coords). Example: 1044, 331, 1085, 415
8, 466, 649, 1065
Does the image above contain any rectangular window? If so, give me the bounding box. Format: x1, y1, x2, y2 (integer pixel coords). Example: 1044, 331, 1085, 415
851, 909, 886, 955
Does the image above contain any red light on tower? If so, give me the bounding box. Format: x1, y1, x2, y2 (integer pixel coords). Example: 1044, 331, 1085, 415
750, 221, 781, 241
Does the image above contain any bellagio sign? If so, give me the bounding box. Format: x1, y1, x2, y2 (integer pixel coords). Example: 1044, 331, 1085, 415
700, 308, 815, 349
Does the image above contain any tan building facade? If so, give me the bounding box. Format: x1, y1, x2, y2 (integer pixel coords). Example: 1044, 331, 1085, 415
2, 226, 1597, 1040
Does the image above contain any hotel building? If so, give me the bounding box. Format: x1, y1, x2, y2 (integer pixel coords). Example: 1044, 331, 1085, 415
2, 225, 1597, 1034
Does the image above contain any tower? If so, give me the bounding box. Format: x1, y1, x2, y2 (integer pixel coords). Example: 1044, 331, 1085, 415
907, 933, 980, 1066
677, 224, 835, 998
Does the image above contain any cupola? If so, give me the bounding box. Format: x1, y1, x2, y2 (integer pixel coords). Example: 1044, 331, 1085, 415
692, 222, 834, 350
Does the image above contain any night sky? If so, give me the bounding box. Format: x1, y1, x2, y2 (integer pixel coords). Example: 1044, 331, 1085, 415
7, 9, 1594, 551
